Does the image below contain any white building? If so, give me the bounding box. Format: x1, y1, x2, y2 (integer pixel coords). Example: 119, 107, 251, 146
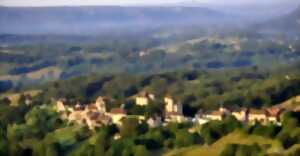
135, 92, 155, 106
95, 96, 107, 113
164, 96, 185, 123
164, 96, 183, 114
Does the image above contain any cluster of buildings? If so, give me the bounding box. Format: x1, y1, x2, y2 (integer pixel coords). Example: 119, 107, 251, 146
55, 92, 285, 130
195, 106, 283, 125
56, 97, 114, 129
55, 93, 185, 129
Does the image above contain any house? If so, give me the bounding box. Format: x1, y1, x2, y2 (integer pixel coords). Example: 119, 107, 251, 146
266, 114, 278, 124
135, 115, 146, 123
136, 96, 149, 106
266, 107, 284, 124
95, 96, 107, 113
56, 100, 69, 120
164, 96, 182, 114
195, 118, 210, 125
147, 115, 162, 128
247, 109, 268, 124
85, 112, 112, 129
232, 108, 249, 122
56, 100, 66, 113
203, 107, 230, 121
232, 111, 247, 122
219, 106, 231, 116
74, 103, 84, 111
204, 111, 223, 121
108, 108, 127, 125
194, 110, 209, 125
232, 107, 282, 125
135, 92, 155, 106
68, 110, 85, 125
164, 96, 185, 122
86, 104, 99, 112
165, 112, 186, 123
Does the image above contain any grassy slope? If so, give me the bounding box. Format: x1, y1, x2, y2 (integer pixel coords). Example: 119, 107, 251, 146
0, 66, 62, 81
278, 95, 300, 111
164, 130, 282, 156
0, 89, 41, 106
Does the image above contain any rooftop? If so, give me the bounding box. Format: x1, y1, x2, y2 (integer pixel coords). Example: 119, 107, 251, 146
110, 108, 127, 114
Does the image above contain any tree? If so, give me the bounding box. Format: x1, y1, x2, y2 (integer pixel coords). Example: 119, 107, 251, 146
120, 118, 139, 138
92, 131, 107, 156
133, 145, 150, 156
201, 116, 242, 144
0, 139, 8, 156
175, 130, 194, 148
45, 144, 59, 156
220, 144, 263, 156
281, 111, 300, 129
220, 144, 237, 156
276, 130, 296, 149
145, 100, 164, 117
0, 97, 11, 106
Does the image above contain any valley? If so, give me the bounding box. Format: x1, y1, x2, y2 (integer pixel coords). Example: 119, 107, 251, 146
1, 2, 300, 156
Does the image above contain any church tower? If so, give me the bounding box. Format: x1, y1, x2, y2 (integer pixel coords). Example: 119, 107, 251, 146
95, 96, 106, 113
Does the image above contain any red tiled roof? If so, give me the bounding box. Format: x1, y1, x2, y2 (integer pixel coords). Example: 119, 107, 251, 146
249, 109, 266, 115
210, 111, 223, 116
266, 107, 284, 116
110, 108, 127, 114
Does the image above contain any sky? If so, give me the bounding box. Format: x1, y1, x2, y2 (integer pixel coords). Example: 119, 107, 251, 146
0, 0, 296, 7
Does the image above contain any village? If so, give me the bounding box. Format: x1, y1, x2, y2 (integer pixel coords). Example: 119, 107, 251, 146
55, 92, 286, 130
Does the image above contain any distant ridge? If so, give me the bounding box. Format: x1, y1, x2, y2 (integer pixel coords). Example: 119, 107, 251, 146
0, 6, 229, 35
255, 5, 300, 35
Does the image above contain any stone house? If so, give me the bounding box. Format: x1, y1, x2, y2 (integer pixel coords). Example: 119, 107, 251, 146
135, 92, 155, 106
165, 112, 186, 123
247, 109, 268, 124
95, 96, 107, 113
147, 115, 162, 128
164, 96, 182, 114
56, 100, 66, 113
108, 108, 127, 125
164, 96, 185, 122
204, 111, 223, 121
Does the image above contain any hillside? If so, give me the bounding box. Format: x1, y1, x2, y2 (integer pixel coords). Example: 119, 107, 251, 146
272, 6, 300, 30
0, 6, 230, 35
256, 6, 300, 35
164, 131, 282, 156
277, 95, 300, 111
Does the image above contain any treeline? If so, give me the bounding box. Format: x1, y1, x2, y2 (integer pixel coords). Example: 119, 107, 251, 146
9, 61, 56, 75
1, 32, 299, 90
0, 52, 37, 64
34, 63, 300, 115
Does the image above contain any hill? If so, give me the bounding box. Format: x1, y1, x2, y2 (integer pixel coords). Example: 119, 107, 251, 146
164, 131, 282, 156
271, 6, 300, 30
0, 6, 229, 35
256, 6, 300, 36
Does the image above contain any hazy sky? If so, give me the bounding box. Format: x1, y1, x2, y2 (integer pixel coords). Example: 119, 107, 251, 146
0, 0, 296, 7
